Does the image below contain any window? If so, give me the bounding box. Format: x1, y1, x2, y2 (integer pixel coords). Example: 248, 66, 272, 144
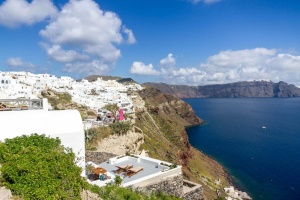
1, 80, 4, 84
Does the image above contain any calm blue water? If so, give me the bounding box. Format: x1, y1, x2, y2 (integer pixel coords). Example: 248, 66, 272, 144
184, 98, 300, 200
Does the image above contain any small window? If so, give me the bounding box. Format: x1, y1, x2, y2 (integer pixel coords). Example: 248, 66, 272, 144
1, 80, 4, 84
6, 80, 8, 84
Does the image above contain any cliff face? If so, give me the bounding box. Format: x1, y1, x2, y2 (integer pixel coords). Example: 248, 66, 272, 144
137, 87, 232, 199
145, 81, 300, 98
139, 87, 203, 126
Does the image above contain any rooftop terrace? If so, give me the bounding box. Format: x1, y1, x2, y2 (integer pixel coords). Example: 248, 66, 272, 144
87, 154, 182, 187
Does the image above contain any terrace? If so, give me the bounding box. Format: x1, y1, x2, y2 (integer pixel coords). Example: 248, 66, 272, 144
0, 99, 46, 111
86, 154, 181, 188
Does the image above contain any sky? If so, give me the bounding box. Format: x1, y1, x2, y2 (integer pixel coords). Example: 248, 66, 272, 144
1, 0, 300, 86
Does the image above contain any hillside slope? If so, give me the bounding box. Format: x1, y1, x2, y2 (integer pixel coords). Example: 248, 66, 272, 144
135, 87, 234, 199
145, 81, 300, 98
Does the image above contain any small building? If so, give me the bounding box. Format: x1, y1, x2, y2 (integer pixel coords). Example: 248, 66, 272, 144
224, 186, 252, 200
0, 98, 86, 176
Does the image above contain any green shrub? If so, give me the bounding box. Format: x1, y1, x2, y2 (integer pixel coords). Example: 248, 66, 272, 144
85, 126, 112, 150
0, 134, 84, 200
114, 175, 123, 186
85, 128, 98, 142
109, 121, 132, 135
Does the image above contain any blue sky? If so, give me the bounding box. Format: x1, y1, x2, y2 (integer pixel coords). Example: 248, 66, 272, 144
1, 0, 300, 85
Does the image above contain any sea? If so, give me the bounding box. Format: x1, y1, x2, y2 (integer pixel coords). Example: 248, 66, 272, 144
184, 98, 300, 200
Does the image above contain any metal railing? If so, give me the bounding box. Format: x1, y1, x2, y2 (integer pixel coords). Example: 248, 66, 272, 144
0, 99, 43, 111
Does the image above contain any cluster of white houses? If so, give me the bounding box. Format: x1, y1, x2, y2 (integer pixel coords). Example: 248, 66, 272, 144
0, 71, 142, 114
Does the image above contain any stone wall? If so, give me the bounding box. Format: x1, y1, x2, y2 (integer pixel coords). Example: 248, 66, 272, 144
183, 180, 204, 200
138, 174, 184, 198
85, 151, 117, 164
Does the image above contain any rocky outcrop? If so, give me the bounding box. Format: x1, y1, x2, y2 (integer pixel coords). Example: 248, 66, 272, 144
145, 81, 300, 98
41, 89, 97, 118
85, 152, 117, 164
94, 130, 144, 155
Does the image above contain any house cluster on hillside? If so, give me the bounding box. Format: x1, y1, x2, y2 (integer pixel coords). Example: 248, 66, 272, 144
0, 71, 142, 115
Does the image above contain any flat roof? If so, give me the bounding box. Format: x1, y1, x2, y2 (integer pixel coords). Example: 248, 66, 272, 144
88, 155, 180, 186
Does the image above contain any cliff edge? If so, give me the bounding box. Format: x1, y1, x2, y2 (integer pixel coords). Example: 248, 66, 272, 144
145, 81, 300, 98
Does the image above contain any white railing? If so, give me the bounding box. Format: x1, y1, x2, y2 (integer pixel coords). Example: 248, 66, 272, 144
0, 99, 44, 111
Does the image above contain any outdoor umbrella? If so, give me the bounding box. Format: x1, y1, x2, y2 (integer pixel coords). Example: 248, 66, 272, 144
93, 167, 107, 174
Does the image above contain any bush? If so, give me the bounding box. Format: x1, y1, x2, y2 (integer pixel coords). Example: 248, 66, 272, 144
109, 121, 132, 135
85, 128, 98, 142
0, 134, 84, 200
114, 175, 122, 186
85, 126, 112, 150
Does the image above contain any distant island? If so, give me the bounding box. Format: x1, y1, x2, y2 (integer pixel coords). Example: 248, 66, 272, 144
144, 80, 300, 98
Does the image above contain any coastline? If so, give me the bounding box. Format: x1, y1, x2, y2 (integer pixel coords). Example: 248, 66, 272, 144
185, 122, 245, 198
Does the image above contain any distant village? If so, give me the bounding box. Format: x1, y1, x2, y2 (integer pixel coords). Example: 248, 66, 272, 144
0, 71, 142, 110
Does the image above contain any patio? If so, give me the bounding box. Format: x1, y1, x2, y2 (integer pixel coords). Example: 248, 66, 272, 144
86, 154, 180, 187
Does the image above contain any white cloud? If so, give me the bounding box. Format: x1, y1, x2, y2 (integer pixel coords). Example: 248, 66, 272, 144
205, 48, 276, 68
161, 67, 207, 85
141, 48, 300, 86
45, 45, 89, 63
40, 0, 135, 74
6, 57, 36, 71
64, 60, 110, 75
160, 53, 176, 67
6, 57, 23, 67
123, 26, 136, 44
266, 54, 300, 71
0, 0, 57, 27
197, 48, 300, 85
130, 62, 160, 75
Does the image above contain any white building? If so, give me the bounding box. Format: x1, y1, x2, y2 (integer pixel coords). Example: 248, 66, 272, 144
0, 99, 86, 176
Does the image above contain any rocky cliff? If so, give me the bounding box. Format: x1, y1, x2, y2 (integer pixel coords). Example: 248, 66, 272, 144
145, 81, 300, 98
136, 87, 233, 199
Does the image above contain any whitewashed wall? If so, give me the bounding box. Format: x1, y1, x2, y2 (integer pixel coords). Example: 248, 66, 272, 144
0, 109, 86, 176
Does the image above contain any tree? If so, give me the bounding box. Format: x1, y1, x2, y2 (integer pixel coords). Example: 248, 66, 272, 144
103, 103, 119, 119
0, 134, 85, 200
